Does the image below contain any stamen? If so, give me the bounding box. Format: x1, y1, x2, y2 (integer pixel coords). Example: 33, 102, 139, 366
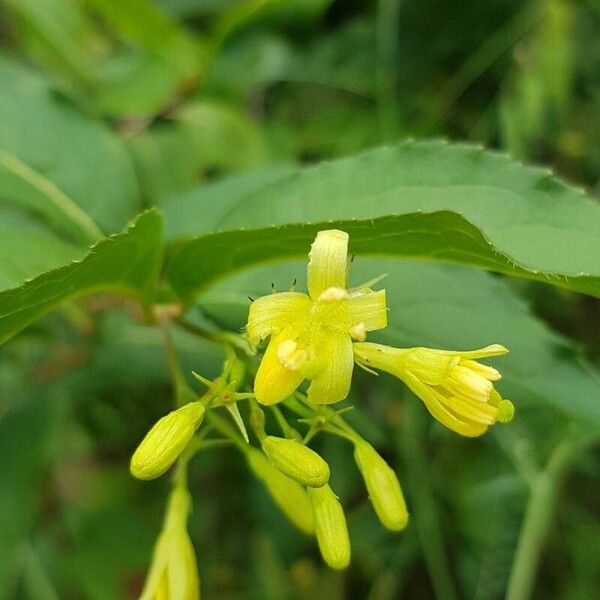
350, 322, 367, 341
277, 339, 308, 370
460, 359, 501, 381
446, 365, 492, 402
318, 287, 348, 302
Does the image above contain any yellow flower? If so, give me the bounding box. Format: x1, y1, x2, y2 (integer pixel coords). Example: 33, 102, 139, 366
353, 343, 514, 437
140, 486, 200, 600
247, 230, 387, 405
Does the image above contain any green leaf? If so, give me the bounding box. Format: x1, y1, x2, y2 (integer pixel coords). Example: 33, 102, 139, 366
128, 103, 272, 207
4, 0, 102, 86
193, 259, 600, 429
0, 224, 82, 291
0, 392, 65, 600
164, 141, 600, 301
164, 163, 295, 240
0, 55, 140, 243
0, 211, 163, 346
92, 52, 183, 118
175, 101, 269, 169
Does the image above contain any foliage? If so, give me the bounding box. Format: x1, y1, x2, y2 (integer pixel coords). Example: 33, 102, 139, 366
0, 0, 598, 599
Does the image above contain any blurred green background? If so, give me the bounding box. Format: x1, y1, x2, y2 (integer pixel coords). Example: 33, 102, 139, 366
0, 0, 599, 598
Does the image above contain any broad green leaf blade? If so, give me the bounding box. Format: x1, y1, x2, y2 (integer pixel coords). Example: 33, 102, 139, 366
0, 55, 140, 243
4, 0, 102, 86
0, 224, 82, 291
193, 259, 600, 429
163, 163, 295, 240
164, 141, 600, 300
85, 0, 203, 118
0, 211, 163, 346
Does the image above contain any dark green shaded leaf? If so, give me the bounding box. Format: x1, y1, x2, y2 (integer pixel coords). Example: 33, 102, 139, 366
165, 141, 600, 301
0, 210, 163, 345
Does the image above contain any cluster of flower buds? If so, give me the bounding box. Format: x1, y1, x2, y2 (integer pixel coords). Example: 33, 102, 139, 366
246, 403, 408, 569
130, 227, 516, 588
241, 228, 514, 568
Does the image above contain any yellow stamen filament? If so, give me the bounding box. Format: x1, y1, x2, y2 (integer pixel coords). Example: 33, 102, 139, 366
446, 365, 493, 402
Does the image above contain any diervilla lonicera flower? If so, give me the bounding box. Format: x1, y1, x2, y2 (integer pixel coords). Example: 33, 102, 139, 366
246, 228, 514, 436
247, 229, 387, 405
353, 343, 515, 437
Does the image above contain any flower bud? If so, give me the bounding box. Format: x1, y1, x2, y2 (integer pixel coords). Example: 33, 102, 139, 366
246, 447, 315, 535
262, 436, 330, 488
354, 441, 408, 531
140, 486, 200, 600
308, 484, 351, 570
131, 402, 205, 480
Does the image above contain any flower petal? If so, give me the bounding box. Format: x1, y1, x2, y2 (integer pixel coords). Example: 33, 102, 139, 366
347, 289, 387, 333
167, 529, 200, 600
255, 330, 305, 405
307, 230, 349, 299
403, 372, 488, 437
424, 344, 508, 359
139, 534, 169, 600
247, 292, 311, 345
307, 334, 354, 404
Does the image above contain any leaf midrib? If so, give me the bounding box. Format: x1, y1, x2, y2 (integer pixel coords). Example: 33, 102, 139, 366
0, 148, 104, 244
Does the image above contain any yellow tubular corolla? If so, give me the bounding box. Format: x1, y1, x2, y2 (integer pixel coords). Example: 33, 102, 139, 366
353, 342, 514, 437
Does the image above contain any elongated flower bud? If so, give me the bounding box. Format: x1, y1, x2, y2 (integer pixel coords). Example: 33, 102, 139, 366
140, 486, 200, 600
131, 402, 205, 480
354, 441, 408, 531
246, 447, 315, 535
262, 436, 330, 488
308, 484, 351, 570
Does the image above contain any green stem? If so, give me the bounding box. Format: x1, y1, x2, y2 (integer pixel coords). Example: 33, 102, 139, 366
402, 403, 458, 600
174, 317, 217, 343
421, 1, 541, 133
158, 314, 192, 408
205, 410, 248, 452
270, 405, 291, 437
506, 435, 596, 600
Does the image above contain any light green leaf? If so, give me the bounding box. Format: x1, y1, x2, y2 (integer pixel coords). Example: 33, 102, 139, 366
175, 101, 269, 169
193, 259, 600, 429
0, 55, 140, 243
164, 141, 600, 300
0, 211, 163, 346
4, 0, 102, 86
0, 224, 82, 291
164, 163, 295, 240
128, 103, 272, 206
